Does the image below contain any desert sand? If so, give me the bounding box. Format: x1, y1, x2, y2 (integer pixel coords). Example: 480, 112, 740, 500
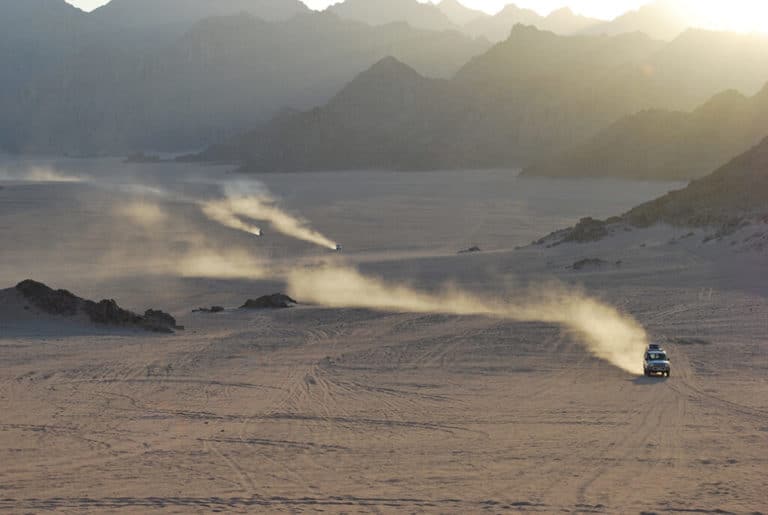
0, 158, 766, 513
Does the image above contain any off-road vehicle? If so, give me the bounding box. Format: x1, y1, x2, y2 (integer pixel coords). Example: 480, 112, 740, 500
644, 344, 671, 377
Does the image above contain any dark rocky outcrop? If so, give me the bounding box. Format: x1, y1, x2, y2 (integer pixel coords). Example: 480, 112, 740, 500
240, 294, 298, 310
193, 306, 225, 314
15, 279, 81, 316
143, 309, 181, 332
571, 258, 609, 271
15, 280, 179, 333
563, 218, 609, 243
458, 246, 481, 254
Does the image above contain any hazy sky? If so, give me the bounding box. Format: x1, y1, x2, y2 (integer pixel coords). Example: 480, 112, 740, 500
64, 0, 768, 32
66, 0, 651, 19
310, 1, 650, 19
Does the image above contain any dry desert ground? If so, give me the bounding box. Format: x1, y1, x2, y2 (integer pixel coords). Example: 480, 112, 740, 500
0, 159, 766, 513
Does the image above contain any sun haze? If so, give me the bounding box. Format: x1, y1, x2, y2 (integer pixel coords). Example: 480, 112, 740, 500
293, 0, 652, 18
66, 0, 768, 33
67, 0, 650, 17
5, 0, 768, 510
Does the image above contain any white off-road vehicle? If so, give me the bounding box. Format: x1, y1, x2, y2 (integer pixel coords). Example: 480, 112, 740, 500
644, 343, 671, 377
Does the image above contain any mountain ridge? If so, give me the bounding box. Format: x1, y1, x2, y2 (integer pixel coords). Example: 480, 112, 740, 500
1, 9, 489, 154
196, 25, 768, 173
327, 0, 459, 32
523, 82, 768, 181
582, 0, 689, 40
90, 0, 308, 28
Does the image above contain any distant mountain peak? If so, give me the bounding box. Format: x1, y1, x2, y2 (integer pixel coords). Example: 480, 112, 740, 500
505, 23, 552, 39
439, 0, 468, 8
1, 0, 87, 22
582, 0, 689, 40
547, 6, 575, 17
323, 55, 430, 115
497, 3, 539, 17
756, 81, 768, 100
357, 56, 421, 79
91, 0, 308, 27
690, 88, 749, 118
437, 0, 488, 25
697, 89, 748, 107
328, 0, 458, 31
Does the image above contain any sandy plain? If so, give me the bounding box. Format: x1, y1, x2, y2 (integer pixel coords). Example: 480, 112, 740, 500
0, 158, 766, 513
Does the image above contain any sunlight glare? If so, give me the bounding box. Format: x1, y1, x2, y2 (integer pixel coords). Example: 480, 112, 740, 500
687, 0, 768, 34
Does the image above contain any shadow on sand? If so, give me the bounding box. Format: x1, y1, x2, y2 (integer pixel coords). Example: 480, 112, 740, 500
631, 376, 669, 386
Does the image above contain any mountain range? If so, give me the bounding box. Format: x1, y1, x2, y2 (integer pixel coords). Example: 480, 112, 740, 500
327, 0, 695, 42
622, 136, 768, 227
328, 0, 459, 33
524, 84, 768, 180
325, 0, 601, 40
582, 0, 690, 40
195, 57, 463, 170
3, 0, 768, 170
436, 0, 487, 26
462, 5, 599, 41
90, 0, 308, 28
196, 25, 768, 173
0, 3, 489, 154
537, 135, 768, 248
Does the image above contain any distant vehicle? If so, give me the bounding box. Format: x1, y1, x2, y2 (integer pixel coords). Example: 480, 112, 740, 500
335, 244, 343, 252
644, 345, 671, 377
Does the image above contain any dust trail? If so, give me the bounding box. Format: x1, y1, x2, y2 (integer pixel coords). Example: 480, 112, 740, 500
286, 265, 648, 375
177, 250, 270, 280
0, 166, 84, 183
200, 183, 337, 249
202, 200, 263, 236
92, 176, 646, 374
114, 201, 168, 228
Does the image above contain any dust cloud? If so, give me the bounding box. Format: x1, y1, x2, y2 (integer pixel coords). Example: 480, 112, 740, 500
176, 250, 271, 280
19, 169, 647, 375
202, 199, 263, 236
286, 265, 648, 374
0, 165, 84, 183
114, 201, 168, 228
200, 183, 337, 249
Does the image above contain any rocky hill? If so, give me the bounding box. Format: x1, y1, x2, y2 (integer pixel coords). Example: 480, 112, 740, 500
537, 137, 768, 246
624, 137, 768, 227
524, 85, 768, 180
5, 280, 180, 333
